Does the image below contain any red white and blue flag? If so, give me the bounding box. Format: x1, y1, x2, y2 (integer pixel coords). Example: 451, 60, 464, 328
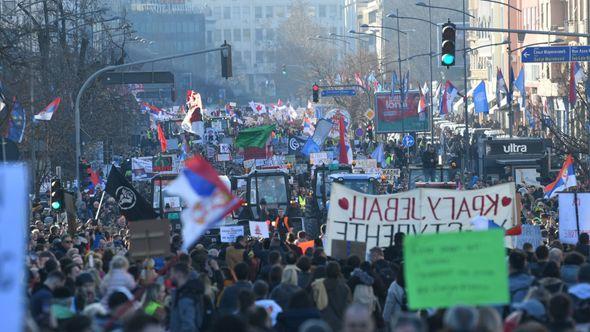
34, 97, 61, 121
569, 62, 585, 105
165, 156, 242, 250
418, 84, 427, 120
544, 155, 577, 199
439, 80, 457, 115
496, 68, 507, 108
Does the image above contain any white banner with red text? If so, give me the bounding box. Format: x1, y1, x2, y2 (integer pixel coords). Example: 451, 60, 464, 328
325, 182, 517, 256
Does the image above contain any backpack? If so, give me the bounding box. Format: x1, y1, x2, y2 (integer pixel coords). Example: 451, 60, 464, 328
353, 284, 377, 312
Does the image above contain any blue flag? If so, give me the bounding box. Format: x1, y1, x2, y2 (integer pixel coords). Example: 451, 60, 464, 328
473, 81, 489, 114
371, 143, 385, 165
514, 67, 525, 109
301, 138, 320, 156
391, 71, 398, 96
7, 99, 26, 143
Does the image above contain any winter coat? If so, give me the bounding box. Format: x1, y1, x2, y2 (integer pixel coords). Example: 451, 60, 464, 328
270, 283, 300, 310
383, 281, 405, 323
560, 265, 580, 287
508, 272, 534, 303
169, 278, 205, 332
320, 278, 351, 332
217, 280, 252, 315
276, 308, 321, 332
225, 245, 245, 271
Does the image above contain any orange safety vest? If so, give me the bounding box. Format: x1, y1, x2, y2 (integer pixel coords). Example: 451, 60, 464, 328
268, 216, 290, 230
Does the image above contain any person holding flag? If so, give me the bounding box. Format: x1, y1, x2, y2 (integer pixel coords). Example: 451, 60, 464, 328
544, 155, 577, 199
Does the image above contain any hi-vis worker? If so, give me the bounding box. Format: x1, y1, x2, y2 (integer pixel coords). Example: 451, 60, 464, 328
266, 208, 291, 238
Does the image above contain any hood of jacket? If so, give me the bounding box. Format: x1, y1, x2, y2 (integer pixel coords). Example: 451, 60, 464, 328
569, 283, 590, 300
509, 272, 534, 291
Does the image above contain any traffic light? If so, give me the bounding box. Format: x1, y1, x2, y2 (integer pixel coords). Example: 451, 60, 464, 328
441, 21, 456, 67
50, 178, 64, 212
312, 84, 319, 103
281, 64, 287, 75
220, 41, 232, 79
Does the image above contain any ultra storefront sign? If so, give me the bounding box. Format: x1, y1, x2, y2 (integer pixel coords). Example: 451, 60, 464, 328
485, 139, 545, 156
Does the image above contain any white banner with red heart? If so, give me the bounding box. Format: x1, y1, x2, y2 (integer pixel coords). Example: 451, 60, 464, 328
325, 182, 517, 256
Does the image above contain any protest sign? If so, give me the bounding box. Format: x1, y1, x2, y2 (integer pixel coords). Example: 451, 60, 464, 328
310, 152, 331, 166
404, 230, 509, 309
220, 226, 245, 243
244, 159, 255, 169
249, 221, 270, 238
219, 143, 230, 154
217, 154, 231, 162
132, 157, 154, 181
516, 225, 543, 249
152, 155, 175, 173
352, 159, 378, 174
128, 219, 171, 261
325, 182, 517, 256
0, 164, 27, 332
558, 193, 590, 244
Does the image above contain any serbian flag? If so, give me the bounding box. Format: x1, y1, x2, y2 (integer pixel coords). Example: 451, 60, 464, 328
34, 97, 61, 121
417, 85, 427, 120
544, 155, 577, 199
157, 123, 167, 152
569, 62, 585, 105
165, 156, 242, 250
439, 80, 457, 115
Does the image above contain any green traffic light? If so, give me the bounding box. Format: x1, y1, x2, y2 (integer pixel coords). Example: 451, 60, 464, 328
442, 54, 455, 65
51, 201, 61, 210
282, 70, 287, 75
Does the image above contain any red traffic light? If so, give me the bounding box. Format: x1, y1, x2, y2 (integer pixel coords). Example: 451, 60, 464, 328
312, 84, 319, 91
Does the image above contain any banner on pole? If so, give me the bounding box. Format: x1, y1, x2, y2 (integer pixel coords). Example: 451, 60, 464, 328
558, 193, 590, 244
132, 157, 154, 181
325, 182, 517, 256
220, 226, 245, 243
374, 91, 430, 133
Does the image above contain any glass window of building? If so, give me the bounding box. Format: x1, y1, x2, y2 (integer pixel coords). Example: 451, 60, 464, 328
243, 29, 251, 41
276, 6, 285, 17
266, 29, 274, 41
255, 28, 263, 40
319, 5, 326, 17
213, 6, 221, 19
233, 6, 240, 18
255, 6, 262, 18
223, 7, 231, 19
329, 5, 337, 18
244, 51, 251, 64
233, 29, 241, 41
242, 6, 250, 17
207, 31, 212, 44
224, 29, 231, 40
256, 51, 264, 63
369, 10, 377, 23
214, 29, 221, 42
265, 6, 273, 18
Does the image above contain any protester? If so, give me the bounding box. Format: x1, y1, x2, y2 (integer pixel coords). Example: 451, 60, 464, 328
169, 262, 205, 332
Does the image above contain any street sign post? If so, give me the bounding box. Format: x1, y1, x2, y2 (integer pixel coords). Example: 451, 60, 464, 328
320, 89, 357, 97
521, 46, 590, 63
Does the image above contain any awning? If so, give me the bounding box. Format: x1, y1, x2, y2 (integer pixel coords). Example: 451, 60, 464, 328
494, 157, 544, 166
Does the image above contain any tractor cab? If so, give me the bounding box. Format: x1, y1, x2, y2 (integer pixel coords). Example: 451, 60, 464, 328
311, 164, 353, 213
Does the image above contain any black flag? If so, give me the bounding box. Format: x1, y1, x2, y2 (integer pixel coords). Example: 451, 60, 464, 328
105, 165, 158, 221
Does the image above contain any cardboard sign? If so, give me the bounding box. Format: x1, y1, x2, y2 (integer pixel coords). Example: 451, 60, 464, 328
152, 155, 174, 173
330, 240, 366, 261
404, 230, 509, 309
249, 221, 270, 238
128, 219, 171, 260
0, 164, 27, 332
219, 143, 230, 154
310, 152, 331, 166
217, 154, 231, 162
516, 225, 543, 249
558, 193, 590, 244
220, 226, 245, 243
324, 182, 517, 256
353, 159, 378, 174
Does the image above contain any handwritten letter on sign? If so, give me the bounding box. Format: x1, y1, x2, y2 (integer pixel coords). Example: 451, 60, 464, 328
404, 230, 509, 309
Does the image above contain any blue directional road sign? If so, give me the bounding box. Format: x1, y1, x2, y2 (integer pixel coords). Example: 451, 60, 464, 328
521, 45, 590, 63
320, 89, 357, 97
402, 134, 415, 148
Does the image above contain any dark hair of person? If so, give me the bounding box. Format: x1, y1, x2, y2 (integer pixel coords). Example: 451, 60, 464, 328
535, 245, 549, 260
541, 261, 560, 279
288, 290, 314, 310
548, 293, 572, 322
296, 256, 311, 272
234, 262, 250, 281
123, 313, 160, 332
326, 261, 341, 279
171, 263, 190, 277
269, 265, 283, 284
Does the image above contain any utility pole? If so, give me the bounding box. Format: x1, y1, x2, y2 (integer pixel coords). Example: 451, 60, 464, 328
428, 0, 435, 146
462, 0, 469, 171
507, 0, 514, 138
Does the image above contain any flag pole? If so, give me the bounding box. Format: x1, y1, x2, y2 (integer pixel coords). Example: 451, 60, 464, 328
94, 191, 106, 221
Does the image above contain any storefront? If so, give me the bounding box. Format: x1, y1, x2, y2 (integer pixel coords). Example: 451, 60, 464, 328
479, 138, 549, 184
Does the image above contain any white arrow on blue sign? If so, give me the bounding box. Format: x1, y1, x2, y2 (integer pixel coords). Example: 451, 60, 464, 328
402, 134, 414, 148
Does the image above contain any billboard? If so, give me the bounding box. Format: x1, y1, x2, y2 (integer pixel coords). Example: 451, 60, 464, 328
374, 91, 430, 133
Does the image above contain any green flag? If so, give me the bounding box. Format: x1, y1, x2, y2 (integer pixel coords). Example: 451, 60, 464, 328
235, 125, 275, 148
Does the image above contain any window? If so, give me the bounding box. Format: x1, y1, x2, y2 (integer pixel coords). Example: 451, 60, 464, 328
266, 29, 274, 41
265, 6, 273, 18
369, 10, 377, 23
255, 28, 263, 40
207, 31, 212, 44
233, 29, 241, 41
244, 51, 251, 64
243, 29, 251, 41
213, 6, 221, 19
256, 51, 264, 63
319, 5, 326, 18
329, 5, 337, 18
232, 7, 240, 18
234, 51, 241, 64
255, 6, 262, 18
214, 29, 221, 42
223, 7, 231, 19
242, 6, 250, 17
224, 29, 231, 40
276, 6, 285, 17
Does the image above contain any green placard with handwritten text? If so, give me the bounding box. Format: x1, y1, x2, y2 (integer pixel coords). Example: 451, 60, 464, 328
404, 230, 509, 309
